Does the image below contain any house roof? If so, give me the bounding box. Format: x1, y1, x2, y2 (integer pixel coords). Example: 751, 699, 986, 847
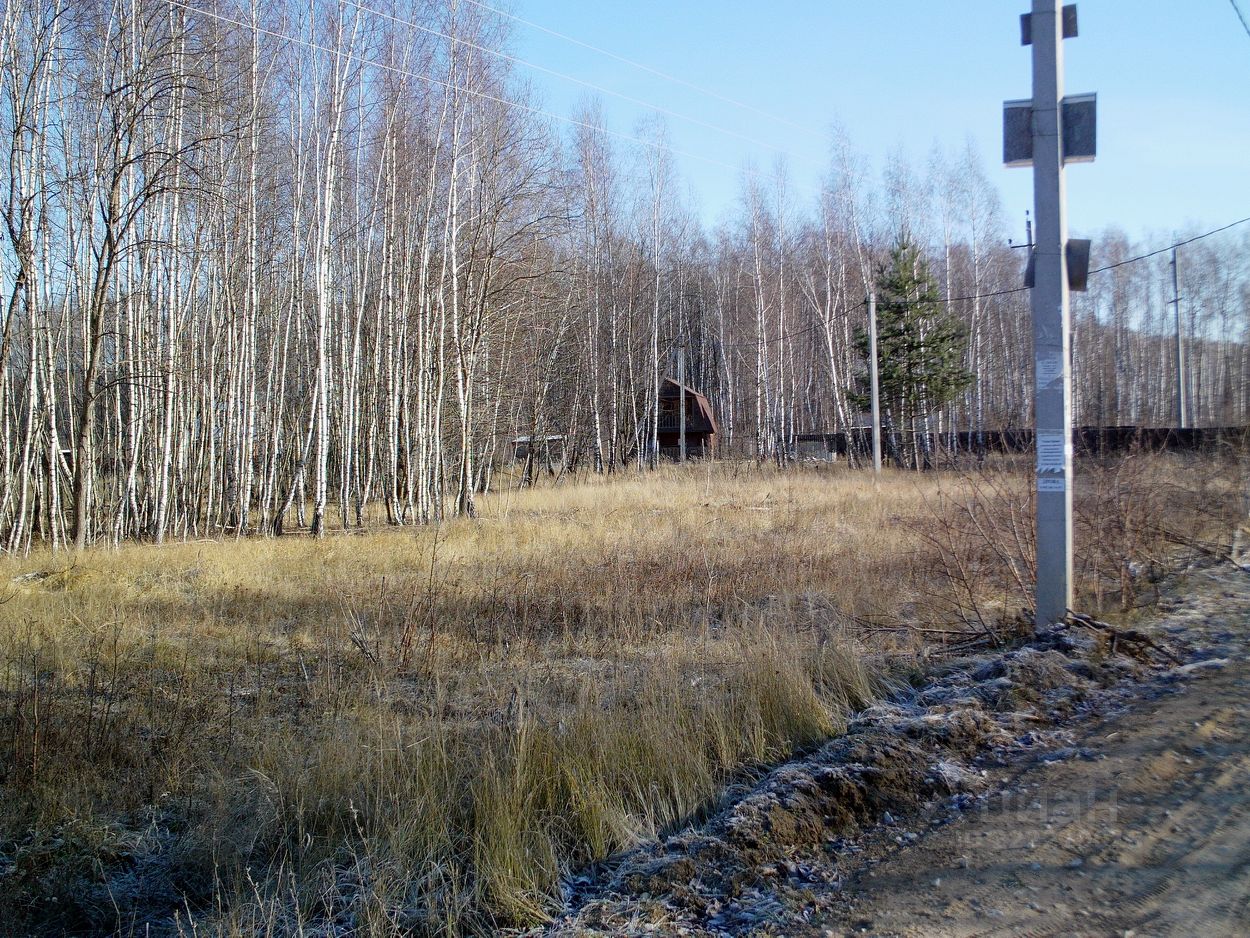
660, 377, 719, 435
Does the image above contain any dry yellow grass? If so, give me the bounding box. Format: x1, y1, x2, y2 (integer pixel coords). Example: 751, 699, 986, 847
0, 456, 1240, 935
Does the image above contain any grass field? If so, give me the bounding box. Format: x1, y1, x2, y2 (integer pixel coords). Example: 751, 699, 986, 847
0, 456, 1241, 935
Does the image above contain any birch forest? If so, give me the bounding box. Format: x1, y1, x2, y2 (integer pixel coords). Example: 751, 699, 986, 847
0, 0, 1247, 551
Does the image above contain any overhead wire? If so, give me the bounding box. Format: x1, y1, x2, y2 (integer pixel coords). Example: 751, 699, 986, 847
166, 0, 742, 172
343, 0, 823, 167
716, 215, 1250, 352
457, 0, 820, 139
716, 287, 1031, 353
1229, 0, 1250, 41
158, 4, 1250, 357
1089, 215, 1250, 273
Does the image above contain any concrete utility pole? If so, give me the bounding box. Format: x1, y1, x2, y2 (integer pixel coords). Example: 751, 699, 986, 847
867, 292, 883, 474
677, 345, 687, 463
1171, 247, 1188, 428
1030, 5, 1075, 630
1005, 1, 1096, 629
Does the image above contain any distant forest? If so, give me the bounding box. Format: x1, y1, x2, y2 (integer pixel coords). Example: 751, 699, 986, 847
1, 0, 1246, 548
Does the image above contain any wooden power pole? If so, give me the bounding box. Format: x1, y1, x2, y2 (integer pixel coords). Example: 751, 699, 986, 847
1171, 247, 1188, 428
867, 292, 882, 475
677, 345, 687, 463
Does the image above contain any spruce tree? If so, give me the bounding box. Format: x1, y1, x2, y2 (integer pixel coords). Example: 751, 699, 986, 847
853, 236, 973, 467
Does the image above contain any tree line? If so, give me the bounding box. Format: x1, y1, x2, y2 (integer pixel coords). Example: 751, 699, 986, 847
0, 0, 1245, 549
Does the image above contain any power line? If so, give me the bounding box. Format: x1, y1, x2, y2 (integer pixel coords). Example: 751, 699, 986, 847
718, 286, 1032, 352
716, 299, 867, 352
1230, 0, 1250, 40
344, 0, 822, 167
717, 214, 1250, 352
457, 0, 820, 139
145, 7, 1250, 356
1089, 215, 1250, 273
167, 1, 742, 172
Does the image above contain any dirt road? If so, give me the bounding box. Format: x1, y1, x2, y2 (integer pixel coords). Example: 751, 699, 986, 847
542, 566, 1250, 938
809, 568, 1250, 937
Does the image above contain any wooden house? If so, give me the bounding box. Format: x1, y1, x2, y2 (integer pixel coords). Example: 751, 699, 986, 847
657, 377, 718, 459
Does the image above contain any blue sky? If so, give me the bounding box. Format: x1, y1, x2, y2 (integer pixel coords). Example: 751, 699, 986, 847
501, 0, 1250, 243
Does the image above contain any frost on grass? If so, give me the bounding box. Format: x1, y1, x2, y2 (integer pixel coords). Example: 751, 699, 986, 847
543, 608, 1187, 937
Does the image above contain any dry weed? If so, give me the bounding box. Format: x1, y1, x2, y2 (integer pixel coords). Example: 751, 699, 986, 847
0, 456, 1239, 934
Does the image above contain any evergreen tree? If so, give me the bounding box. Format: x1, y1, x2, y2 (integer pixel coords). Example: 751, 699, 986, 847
852, 236, 973, 467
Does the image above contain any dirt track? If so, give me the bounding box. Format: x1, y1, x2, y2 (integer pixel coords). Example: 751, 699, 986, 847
808, 567, 1250, 938
540, 566, 1250, 938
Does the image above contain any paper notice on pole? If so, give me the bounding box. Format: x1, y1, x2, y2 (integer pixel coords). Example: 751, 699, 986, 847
1036, 352, 1063, 389
1037, 477, 1066, 492
1036, 431, 1069, 471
